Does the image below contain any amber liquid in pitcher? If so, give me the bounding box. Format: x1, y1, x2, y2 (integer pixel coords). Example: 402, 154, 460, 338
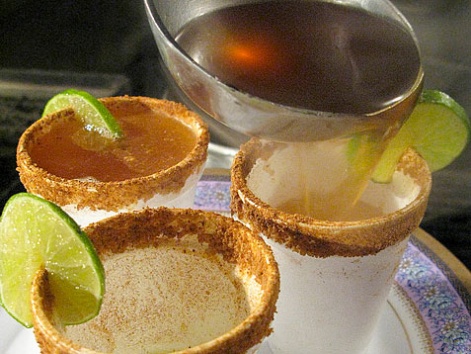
176, 1, 422, 220
175, 1, 420, 115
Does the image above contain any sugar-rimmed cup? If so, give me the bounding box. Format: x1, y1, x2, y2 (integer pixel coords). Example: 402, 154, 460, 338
31, 207, 280, 354
231, 139, 431, 353
17, 96, 209, 226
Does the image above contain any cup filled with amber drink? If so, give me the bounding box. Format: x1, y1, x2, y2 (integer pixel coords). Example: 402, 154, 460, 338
142, 0, 470, 353
17, 94, 209, 226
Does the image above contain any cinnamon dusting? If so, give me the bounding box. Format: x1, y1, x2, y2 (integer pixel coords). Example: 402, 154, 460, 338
231, 141, 431, 257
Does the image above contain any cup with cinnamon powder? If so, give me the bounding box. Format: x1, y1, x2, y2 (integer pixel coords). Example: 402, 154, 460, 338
17, 96, 209, 226
31, 207, 280, 353
231, 139, 431, 353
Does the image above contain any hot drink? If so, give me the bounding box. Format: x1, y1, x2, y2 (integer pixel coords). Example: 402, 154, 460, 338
28, 101, 197, 182
17, 97, 209, 225
175, 1, 421, 115
176, 1, 423, 219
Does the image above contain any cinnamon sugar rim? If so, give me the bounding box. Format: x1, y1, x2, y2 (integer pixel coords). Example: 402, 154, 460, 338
17, 96, 209, 211
31, 208, 280, 354
231, 144, 431, 257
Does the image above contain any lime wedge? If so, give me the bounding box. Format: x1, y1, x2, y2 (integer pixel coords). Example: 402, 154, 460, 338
372, 90, 470, 183
43, 88, 123, 140
0, 193, 104, 328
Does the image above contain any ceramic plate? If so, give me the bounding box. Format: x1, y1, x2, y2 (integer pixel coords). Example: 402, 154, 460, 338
1, 172, 470, 353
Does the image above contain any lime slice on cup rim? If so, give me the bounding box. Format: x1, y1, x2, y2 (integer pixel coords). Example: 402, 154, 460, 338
0, 193, 105, 328
43, 88, 123, 140
372, 90, 470, 183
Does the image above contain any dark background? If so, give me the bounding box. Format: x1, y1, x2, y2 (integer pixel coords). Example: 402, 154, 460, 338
1, 0, 470, 269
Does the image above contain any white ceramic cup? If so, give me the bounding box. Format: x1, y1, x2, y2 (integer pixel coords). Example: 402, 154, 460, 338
31, 208, 280, 354
17, 96, 209, 226
231, 139, 431, 353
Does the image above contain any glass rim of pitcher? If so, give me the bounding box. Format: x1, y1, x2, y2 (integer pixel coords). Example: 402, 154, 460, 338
144, 0, 424, 121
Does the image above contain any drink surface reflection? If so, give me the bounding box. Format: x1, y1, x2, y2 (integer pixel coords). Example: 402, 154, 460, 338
29, 108, 197, 182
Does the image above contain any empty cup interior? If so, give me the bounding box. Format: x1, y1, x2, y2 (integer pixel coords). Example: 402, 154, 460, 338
31, 208, 279, 353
